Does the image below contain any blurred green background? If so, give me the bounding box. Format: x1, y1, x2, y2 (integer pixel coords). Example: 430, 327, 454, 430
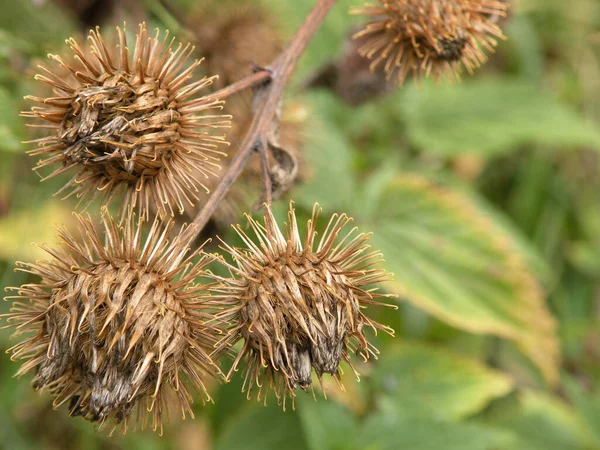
1, 0, 600, 448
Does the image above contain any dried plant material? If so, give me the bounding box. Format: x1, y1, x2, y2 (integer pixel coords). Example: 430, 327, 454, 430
188, 99, 310, 232
4, 213, 225, 433
23, 23, 230, 218
209, 202, 396, 408
190, 1, 283, 86
351, 0, 509, 84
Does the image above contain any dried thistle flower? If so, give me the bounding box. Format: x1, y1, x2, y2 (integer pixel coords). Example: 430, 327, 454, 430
4, 212, 223, 433
24, 23, 230, 218
210, 203, 396, 407
351, 0, 509, 84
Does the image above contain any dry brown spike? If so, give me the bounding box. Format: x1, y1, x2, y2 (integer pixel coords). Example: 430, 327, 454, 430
3, 212, 226, 433
351, 0, 509, 85
23, 23, 230, 218
207, 202, 396, 408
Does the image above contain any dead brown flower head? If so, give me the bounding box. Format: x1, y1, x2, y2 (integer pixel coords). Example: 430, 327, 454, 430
351, 0, 508, 84
24, 23, 230, 218
4, 213, 223, 433
210, 203, 396, 407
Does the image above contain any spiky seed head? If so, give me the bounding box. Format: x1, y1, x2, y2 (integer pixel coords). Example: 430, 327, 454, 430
23, 23, 230, 218
4, 213, 224, 433
351, 0, 509, 84
209, 202, 396, 408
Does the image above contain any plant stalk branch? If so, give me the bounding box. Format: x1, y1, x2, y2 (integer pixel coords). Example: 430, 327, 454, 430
185, 0, 337, 241
209, 70, 272, 102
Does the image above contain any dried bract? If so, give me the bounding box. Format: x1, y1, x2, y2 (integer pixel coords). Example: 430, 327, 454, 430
24, 23, 230, 217
210, 203, 395, 407
351, 0, 508, 84
4, 213, 223, 432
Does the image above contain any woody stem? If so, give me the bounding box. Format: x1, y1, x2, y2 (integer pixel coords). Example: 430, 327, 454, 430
208, 70, 272, 102
185, 0, 337, 242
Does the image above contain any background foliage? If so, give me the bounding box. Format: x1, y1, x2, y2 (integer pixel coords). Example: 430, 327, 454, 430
0, 0, 600, 448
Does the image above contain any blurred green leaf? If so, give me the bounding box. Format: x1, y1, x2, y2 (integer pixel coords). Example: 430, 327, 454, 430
294, 93, 356, 211
359, 413, 515, 450
215, 404, 308, 450
564, 377, 600, 445
492, 391, 598, 450
356, 174, 560, 384
398, 78, 600, 156
370, 342, 513, 421
0, 87, 24, 153
0, 200, 74, 263
296, 396, 358, 450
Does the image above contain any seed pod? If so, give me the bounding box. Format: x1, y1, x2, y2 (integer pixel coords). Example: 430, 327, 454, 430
4, 213, 224, 433
210, 203, 396, 408
23, 23, 230, 218
351, 0, 509, 84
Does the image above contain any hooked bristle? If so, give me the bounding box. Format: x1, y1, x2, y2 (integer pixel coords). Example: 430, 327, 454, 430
4, 212, 226, 433
351, 0, 509, 84
206, 202, 396, 408
23, 23, 231, 219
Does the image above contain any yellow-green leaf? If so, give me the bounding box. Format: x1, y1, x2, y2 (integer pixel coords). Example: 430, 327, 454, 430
493, 391, 598, 450
360, 174, 559, 384
398, 79, 600, 156
0, 201, 75, 263
359, 414, 515, 450
370, 343, 513, 421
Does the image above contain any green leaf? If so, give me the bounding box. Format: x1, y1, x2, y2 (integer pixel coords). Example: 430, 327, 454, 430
492, 391, 597, 450
359, 413, 514, 450
0, 200, 74, 263
215, 404, 308, 450
398, 78, 600, 156
296, 396, 358, 450
563, 377, 600, 446
357, 174, 559, 384
294, 93, 356, 211
0, 87, 24, 153
370, 342, 513, 421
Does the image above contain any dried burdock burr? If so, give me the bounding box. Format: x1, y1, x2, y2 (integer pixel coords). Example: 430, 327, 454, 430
209, 202, 396, 408
23, 23, 230, 218
351, 0, 509, 84
4, 212, 225, 433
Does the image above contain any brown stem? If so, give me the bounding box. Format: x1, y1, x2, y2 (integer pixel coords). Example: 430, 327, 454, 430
258, 143, 273, 206
185, 0, 337, 241
209, 70, 272, 102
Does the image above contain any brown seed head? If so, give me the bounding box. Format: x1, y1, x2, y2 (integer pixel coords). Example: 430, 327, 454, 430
209, 203, 396, 407
23, 23, 230, 218
351, 0, 509, 84
4, 213, 223, 433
